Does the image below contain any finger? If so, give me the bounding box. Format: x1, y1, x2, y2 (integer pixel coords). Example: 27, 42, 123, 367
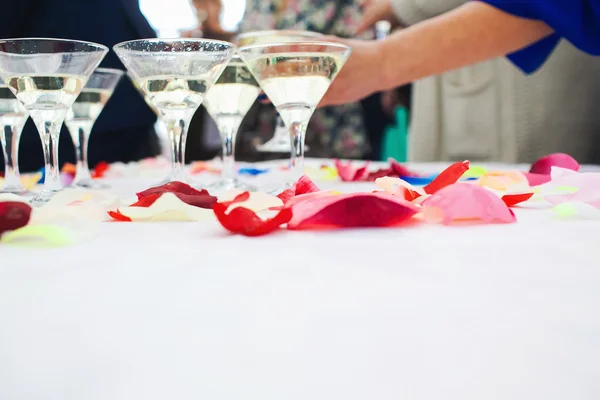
356, 11, 378, 34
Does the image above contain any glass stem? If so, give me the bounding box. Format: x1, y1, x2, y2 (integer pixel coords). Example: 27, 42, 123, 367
0, 121, 25, 189
288, 120, 308, 182
164, 117, 190, 183
73, 124, 93, 183
217, 116, 242, 183
36, 119, 63, 193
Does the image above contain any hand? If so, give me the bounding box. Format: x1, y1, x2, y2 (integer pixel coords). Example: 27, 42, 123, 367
357, 0, 400, 34
319, 36, 390, 107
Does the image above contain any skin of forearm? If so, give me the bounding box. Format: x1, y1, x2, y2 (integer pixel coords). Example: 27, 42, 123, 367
379, 2, 554, 89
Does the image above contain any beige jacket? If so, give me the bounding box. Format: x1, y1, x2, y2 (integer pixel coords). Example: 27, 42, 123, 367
392, 0, 600, 163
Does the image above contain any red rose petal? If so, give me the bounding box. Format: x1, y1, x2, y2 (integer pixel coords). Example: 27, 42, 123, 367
529, 153, 580, 175
213, 193, 292, 236
423, 161, 470, 194
277, 175, 320, 203
108, 210, 132, 222
130, 193, 162, 207
501, 192, 535, 207
92, 161, 110, 178
136, 181, 217, 209
523, 172, 551, 186
334, 159, 370, 181
0, 201, 32, 235
287, 192, 419, 230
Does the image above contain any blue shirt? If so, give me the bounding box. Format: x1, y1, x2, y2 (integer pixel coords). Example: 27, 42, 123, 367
480, 0, 600, 73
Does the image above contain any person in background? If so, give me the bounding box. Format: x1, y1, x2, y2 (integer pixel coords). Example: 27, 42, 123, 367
237, 0, 374, 160
1, 0, 160, 172
356, 0, 600, 164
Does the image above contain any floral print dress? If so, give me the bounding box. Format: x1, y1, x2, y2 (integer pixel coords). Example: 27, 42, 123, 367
239, 0, 373, 159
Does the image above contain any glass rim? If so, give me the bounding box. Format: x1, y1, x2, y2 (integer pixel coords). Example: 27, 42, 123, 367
113, 37, 237, 53
238, 40, 352, 54
0, 37, 109, 52
236, 29, 324, 40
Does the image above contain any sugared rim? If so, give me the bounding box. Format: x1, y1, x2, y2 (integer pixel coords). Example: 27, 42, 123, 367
236, 30, 324, 40
0, 37, 109, 52
113, 37, 236, 53
238, 40, 352, 54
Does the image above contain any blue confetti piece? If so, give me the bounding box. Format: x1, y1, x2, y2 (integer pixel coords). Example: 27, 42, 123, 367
38, 167, 45, 184
400, 175, 437, 186
238, 167, 270, 176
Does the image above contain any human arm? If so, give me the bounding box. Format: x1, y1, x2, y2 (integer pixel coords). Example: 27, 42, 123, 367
321, 1, 553, 106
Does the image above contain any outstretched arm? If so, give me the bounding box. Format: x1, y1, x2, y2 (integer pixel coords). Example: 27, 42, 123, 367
322, 1, 553, 106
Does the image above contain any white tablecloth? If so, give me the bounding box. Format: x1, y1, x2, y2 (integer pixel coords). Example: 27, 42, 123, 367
1, 161, 599, 400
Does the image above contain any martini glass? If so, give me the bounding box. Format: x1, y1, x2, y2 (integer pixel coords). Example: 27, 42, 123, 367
239, 41, 352, 188
235, 30, 324, 153
0, 77, 29, 194
0, 38, 107, 206
114, 39, 236, 185
65, 68, 124, 189
203, 54, 261, 192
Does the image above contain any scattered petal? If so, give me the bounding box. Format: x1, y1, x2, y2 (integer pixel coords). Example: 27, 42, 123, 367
277, 175, 320, 204
91, 162, 110, 178
189, 161, 220, 175
375, 176, 424, 202
287, 192, 419, 230
462, 165, 488, 179
213, 192, 292, 236
530, 153, 580, 175
0, 201, 32, 236
238, 167, 269, 176
553, 201, 600, 219
334, 159, 370, 181
422, 183, 516, 225
423, 161, 470, 194
137, 181, 217, 209
111, 193, 215, 222
501, 192, 535, 207
478, 171, 530, 192
219, 190, 283, 212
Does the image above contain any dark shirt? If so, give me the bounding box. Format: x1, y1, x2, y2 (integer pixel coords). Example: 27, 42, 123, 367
480, 0, 600, 73
2, 0, 160, 171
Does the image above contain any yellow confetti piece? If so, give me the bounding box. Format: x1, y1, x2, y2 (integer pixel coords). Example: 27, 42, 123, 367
0, 225, 75, 247
553, 203, 578, 217
21, 172, 43, 189
462, 165, 487, 178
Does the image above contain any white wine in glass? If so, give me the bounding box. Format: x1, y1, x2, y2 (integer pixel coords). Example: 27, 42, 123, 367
203, 55, 261, 191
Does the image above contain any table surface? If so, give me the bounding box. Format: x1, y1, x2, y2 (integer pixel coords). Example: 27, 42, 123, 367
1, 161, 599, 400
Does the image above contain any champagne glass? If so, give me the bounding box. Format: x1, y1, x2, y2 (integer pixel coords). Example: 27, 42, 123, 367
0, 77, 29, 194
114, 39, 236, 185
65, 68, 124, 189
235, 30, 324, 153
203, 55, 261, 192
239, 41, 352, 187
0, 38, 107, 205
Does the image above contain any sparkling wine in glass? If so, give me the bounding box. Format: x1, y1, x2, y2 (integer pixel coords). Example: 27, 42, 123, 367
128, 71, 160, 116
114, 39, 236, 185
0, 38, 107, 205
239, 41, 352, 187
235, 30, 324, 154
0, 78, 29, 194
65, 68, 124, 189
203, 55, 261, 192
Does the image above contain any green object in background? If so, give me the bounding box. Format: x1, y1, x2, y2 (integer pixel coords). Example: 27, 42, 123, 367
381, 106, 408, 162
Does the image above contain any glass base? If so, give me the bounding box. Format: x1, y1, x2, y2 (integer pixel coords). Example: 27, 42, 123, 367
206, 178, 257, 194
0, 184, 29, 196
30, 189, 61, 207
73, 179, 109, 190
